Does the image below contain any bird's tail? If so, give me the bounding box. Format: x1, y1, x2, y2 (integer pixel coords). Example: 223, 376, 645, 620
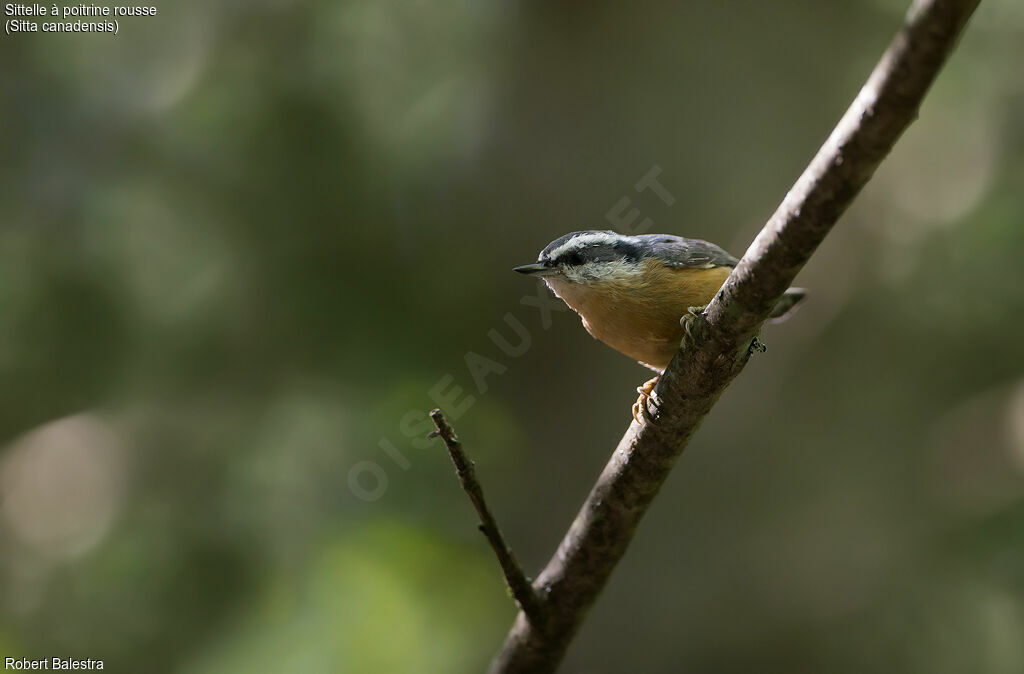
769, 288, 807, 321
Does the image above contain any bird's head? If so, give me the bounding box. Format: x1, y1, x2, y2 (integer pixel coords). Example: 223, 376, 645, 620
513, 230, 645, 285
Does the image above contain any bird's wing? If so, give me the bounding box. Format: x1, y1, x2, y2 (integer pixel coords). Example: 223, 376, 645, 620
636, 234, 739, 269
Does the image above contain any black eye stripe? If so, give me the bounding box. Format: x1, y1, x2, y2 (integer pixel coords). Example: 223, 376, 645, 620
551, 241, 642, 266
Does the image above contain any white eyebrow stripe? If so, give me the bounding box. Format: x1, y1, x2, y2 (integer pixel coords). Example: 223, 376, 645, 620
546, 232, 628, 260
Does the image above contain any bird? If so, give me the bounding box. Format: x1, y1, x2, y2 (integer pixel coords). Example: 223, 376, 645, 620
514, 230, 805, 423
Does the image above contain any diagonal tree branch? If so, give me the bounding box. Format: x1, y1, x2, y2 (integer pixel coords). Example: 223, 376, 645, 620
490, 1, 981, 671
428, 409, 544, 624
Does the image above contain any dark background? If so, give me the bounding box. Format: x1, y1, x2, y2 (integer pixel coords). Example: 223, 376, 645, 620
1, 1, 1023, 672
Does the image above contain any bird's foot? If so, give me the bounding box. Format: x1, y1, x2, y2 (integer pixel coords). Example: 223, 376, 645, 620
679, 306, 710, 346
632, 376, 661, 425
749, 336, 767, 354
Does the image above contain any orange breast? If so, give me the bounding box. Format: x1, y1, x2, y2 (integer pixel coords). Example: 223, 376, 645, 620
547, 262, 731, 371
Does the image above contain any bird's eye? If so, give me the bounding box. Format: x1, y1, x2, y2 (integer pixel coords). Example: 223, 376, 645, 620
564, 251, 584, 266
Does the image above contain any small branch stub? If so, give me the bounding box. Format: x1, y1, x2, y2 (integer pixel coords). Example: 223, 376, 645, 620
428, 409, 543, 625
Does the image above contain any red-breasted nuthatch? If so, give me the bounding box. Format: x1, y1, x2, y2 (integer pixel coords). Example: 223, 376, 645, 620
514, 230, 805, 422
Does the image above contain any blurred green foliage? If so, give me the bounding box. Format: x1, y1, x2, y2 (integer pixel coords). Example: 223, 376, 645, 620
1, 1, 1023, 672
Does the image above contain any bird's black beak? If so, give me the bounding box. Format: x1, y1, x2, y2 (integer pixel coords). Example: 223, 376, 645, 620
513, 263, 556, 276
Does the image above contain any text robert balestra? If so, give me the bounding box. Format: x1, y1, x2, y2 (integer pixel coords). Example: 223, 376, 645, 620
4, 658, 103, 670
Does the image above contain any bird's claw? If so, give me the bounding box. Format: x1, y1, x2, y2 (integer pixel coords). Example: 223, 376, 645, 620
632, 376, 660, 425
679, 306, 710, 345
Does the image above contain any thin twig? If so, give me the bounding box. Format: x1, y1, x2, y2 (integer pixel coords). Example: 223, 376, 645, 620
490, 1, 981, 672
428, 409, 543, 624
